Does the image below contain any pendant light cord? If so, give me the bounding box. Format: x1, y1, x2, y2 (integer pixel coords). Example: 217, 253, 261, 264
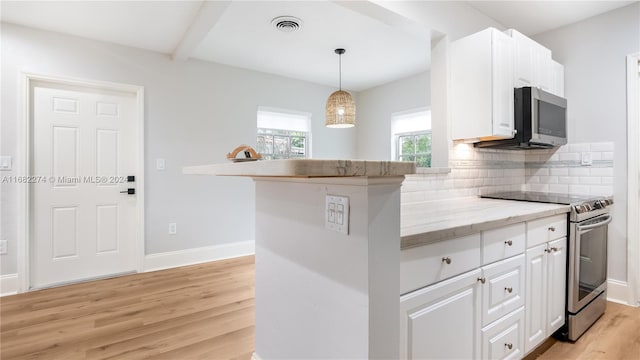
339, 53, 342, 91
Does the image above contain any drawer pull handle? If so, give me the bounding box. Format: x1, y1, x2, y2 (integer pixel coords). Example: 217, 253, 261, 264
550, 247, 558, 252
442, 257, 452, 265
548, 226, 556, 232
544, 248, 551, 253
477, 277, 486, 284
505, 287, 513, 293
505, 343, 513, 350
504, 240, 513, 246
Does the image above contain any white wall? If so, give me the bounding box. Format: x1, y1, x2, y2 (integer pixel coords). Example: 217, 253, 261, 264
0, 23, 357, 275
355, 71, 430, 160
532, 2, 640, 282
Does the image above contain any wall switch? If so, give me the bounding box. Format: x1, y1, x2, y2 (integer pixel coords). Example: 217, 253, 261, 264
0, 156, 12, 171
156, 158, 166, 171
325, 195, 349, 235
168, 223, 177, 235
581, 152, 593, 166
0, 240, 7, 255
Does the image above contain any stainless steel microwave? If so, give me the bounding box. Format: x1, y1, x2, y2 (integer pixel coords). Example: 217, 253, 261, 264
476, 87, 568, 149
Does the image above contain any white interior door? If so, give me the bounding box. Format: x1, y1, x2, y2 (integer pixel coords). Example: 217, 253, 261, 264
31, 84, 138, 289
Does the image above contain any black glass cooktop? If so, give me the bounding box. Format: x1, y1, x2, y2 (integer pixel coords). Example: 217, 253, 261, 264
481, 191, 593, 205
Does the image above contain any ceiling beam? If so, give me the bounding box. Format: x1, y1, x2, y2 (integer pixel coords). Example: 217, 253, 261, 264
172, 0, 231, 61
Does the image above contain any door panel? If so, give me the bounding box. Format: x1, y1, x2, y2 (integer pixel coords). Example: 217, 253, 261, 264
400, 269, 482, 359
547, 238, 567, 335
32, 85, 138, 288
525, 244, 548, 353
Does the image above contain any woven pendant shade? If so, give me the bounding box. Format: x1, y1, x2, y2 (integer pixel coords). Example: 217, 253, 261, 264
325, 90, 356, 128
326, 48, 356, 128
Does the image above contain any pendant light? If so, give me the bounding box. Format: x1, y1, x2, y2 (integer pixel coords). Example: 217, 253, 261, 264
325, 48, 356, 128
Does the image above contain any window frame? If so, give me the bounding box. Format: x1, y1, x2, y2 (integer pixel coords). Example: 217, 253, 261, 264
395, 130, 432, 167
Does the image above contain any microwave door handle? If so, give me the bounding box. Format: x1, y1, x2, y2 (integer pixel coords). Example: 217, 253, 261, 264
576, 215, 613, 231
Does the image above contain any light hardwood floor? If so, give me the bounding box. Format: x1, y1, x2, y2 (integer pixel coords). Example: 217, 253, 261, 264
1, 256, 255, 360
2, 255, 639, 359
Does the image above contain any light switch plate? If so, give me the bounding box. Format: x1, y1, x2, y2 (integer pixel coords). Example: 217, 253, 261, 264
156, 158, 166, 171
0, 156, 12, 171
168, 223, 177, 235
325, 195, 349, 235
581, 152, 593, 166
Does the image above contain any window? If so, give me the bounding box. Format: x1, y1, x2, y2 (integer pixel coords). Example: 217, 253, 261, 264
256, 107, 311, 160
391, 109, 432, 168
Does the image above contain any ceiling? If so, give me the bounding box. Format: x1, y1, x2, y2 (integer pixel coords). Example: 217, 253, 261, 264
466, 1, 636, 36
1, 1, 634, 91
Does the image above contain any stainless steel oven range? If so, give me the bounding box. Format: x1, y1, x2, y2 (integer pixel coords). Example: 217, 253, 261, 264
480, 191, 613, 341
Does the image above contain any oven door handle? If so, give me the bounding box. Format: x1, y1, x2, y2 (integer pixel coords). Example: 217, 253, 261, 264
576, 215, 612, 231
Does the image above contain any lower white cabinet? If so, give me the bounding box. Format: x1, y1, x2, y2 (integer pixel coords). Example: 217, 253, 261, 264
481, 307, 525, 360
400, 269, 482, 359
525, 237, 567, 353
482, 255, 526, 326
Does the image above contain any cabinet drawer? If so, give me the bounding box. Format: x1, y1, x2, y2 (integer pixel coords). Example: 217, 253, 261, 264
481, 307, 525, 360
481, 254, 525, 326
482, 223, 525, 265
401, 233, 481, 294
527, 214, 567, 248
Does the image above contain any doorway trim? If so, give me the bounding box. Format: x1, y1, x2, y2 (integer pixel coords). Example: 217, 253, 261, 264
627, 53, 640, 306
17, 72, 145, 293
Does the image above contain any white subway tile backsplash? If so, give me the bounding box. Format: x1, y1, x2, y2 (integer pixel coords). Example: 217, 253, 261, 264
558, 176, 571, 184
590, 168, 613, 177
601, 177, 614, 185
569, 168, 590, 176
602, 152, 614, 160
533, 168, 549, 176
550, 168, 569, 176
569, 144, 590, 153
549, 184, 569, 193
569, 185, 590, 195
580, 177, 602, 185
590, 152, 602, 161
589, 185, 613, 196
559, 152, 580, 161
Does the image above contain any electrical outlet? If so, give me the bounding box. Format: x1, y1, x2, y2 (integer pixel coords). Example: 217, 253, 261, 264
0, 156, 11, 171
325, 195, 349, 235
168, 223, 177, 235
0, 240, 7, 255
581, 152, 593, 166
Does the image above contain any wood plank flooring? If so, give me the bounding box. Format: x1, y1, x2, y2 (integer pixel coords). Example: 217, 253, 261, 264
0, 256, 255, 360
2, 255, 639, 359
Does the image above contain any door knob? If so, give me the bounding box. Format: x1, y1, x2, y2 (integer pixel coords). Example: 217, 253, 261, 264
505, 343, 513, 350
504, 240, 513, 246
505, 287, 513, 293
120, 188, 135, 195
442, 257, 452, 265
477, 277, 486, 284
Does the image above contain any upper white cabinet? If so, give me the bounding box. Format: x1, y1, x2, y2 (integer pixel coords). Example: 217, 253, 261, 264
506, 29, 552, 91
550, 60, 565, 97
451, 28, 565, 142
451, 27, 515, 141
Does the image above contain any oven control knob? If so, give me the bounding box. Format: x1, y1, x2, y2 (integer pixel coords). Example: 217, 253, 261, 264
584, 203, 592, 212
594, 201, 604, 209
574, 205, 583, 213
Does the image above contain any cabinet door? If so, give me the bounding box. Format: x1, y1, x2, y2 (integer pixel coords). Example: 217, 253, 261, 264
547, 237, 567, 335
510, 30, 536, 88
550, 60, 565, 97
525, 244, 548, 353
400, 269, 482, 359
492, 30, 515, 138
481, 254, 525, 326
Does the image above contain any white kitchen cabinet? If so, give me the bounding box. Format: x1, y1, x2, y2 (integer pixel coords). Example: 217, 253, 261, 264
549, 60, 565, 97
451, 27, 515, 141
481, 307, 526, 360
525, 234, 567, 353
506, 29, 552, 92
400, 269, 482, 359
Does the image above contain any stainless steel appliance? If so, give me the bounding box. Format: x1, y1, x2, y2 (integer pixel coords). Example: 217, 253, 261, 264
480, 191, 613, 341
476, 87, 568, 149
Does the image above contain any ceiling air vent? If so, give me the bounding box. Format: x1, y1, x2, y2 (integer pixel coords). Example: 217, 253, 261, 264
271, 16, 303, 33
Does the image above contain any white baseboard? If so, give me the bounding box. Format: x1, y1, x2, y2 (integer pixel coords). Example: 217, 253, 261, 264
1, 274, 18, 297
143, 241, 255, 273
607, 279, 630, 305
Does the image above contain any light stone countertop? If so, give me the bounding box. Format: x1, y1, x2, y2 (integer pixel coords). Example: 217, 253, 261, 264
183, 159, 416, 177
401, 197, 570, 249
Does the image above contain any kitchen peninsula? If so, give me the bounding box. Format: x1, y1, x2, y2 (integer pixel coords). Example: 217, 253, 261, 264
184, 159, 571, 359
